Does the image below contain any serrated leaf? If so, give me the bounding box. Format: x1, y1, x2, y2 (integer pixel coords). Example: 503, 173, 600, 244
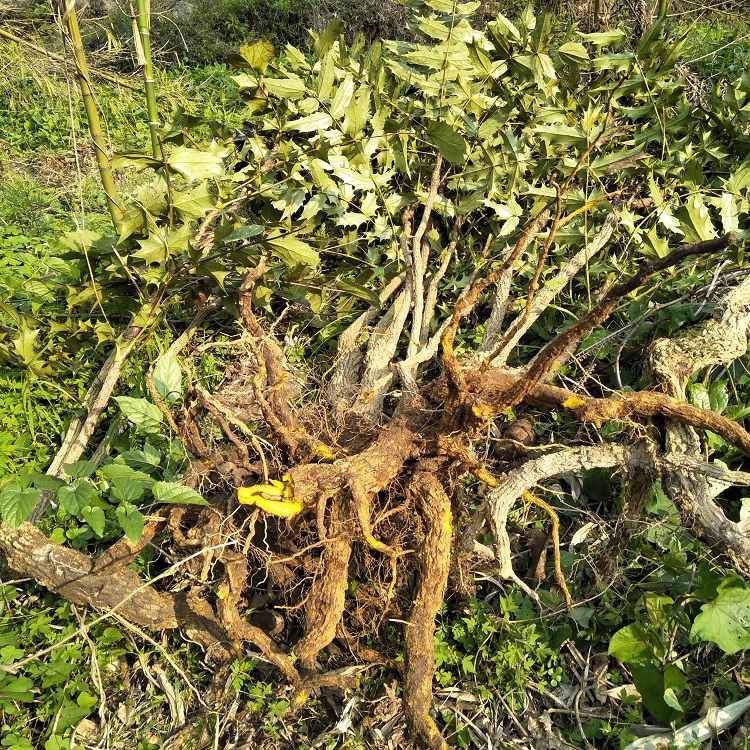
679, 193, 716, 243
63, 460, 97, 479
229, 39, 275, 72
116, 502, 145, 543
262, 76, 307, 100
24, 472, 65, 491
688, 383, 711, 411
57, 480, 98, 517
578, 29, 627, 47
0, 484, 38, 529
168, 144, 225, 182
283, 112, 333, 132
82, 505, 106, 536
691, 580, 750, 654
97, 463, 154, 483
708, 381, 729, 414
171, 182, 214, 221
558, 41, 589, 63
314, 18, 344, 57
426, 121, 467, 164
109, 476, 145, 503
114, 397, 164, 433
263, 235, 320, 268
0, 675, 35, 701
152, 482, 209, 506
153, 350, 183, 403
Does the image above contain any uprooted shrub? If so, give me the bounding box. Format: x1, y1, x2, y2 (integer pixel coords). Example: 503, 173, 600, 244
2, 1, 750, 747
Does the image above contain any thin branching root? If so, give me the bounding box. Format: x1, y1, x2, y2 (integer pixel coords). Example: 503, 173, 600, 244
2, 187, 750, 748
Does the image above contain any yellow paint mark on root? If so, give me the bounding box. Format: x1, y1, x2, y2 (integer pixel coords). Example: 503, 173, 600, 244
474, 467, 499, 487
238, 475, 304, 517
444, 507, 452, 536
562, 395, 587, 409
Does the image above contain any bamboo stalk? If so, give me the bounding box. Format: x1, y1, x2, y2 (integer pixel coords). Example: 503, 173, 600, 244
134, 0, 163, 159
63, 2, 123, 230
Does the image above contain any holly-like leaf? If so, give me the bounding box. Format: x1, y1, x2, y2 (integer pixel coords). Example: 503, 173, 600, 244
283, 112, 334, 132
426, 121, 467, 164
263, 235, 320, 268
229, 39, 275, 72
168, 144, 226, 182
153, 350, 183, 403
313, 18, 345, 57
691, 579, 750, 654
152, 482, 209, 506
0, 484, 39, 529
171, 182, 214, 221
114, 397, 164, 433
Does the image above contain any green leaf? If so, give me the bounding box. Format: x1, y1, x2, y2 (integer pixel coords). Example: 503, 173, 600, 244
426, 122, 467, 164
63, 460, 97, 479
263, 235, 320, 268
171, 182, 215, 221
0, 675, 35, 702
557, 41, 589, 64
168, 144, 226, 182
335, 279, 381, 307
283, 112, 334, 132
687, 383, 710, 411
262, 76, 307, 100
608, 624, 652, 664
708, 381, 729, 414
152, 482, 209, 506
24, 473, 65, 491
97, 464, 154, 483
691, 579, 750, 654
313, 19, 345, 57
82, 505, 106, 537
229, 39, 275, 72
679, 193, 716, 243
0, 484, 39, 529
57, 480, 97, 517
578, 29, 627, 47
114, 397, 164, 433
109, 476, 145, 503
119, 445, 163, 472
631, 663, 682, 724
153, 350, 183, 403
116, 502, 145, 543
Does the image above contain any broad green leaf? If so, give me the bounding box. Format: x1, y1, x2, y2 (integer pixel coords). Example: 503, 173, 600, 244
679, 193, 716, 243
24, 473, 65, 491
687, 383, 710, 411
578, 29, 627, 47
263, 76, 308, 100
82, 505, 106, 537
224, 224, 264, 242
97, 463, 154, 483
63, 460, 97, 479
153, 350, 183, 403
229, 39, 275, 72
57, 480, 97, 517
168, 144, 225, 182
631, 663, 682, 724
109, 476, 145, 503
263, 235, 320, 268
608, 624, 652, 664
557, 41, 589, 64
691, 580, 750, 654
708, 381, 729, 414
116, 503, 145, 543
313, 19, 345, 57
0, 484, 39, 529
114, 397, 164, 433
152, 482, 209, 506
0, 675, 35, 702
335, 279, 381, 307
426, 121, 467, 164
119, 445, 163, 472
283, 112, 334, 132
171, 183, 214, 221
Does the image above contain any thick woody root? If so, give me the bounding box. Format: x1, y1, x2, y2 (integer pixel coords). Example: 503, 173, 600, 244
404, 467, 453, 750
